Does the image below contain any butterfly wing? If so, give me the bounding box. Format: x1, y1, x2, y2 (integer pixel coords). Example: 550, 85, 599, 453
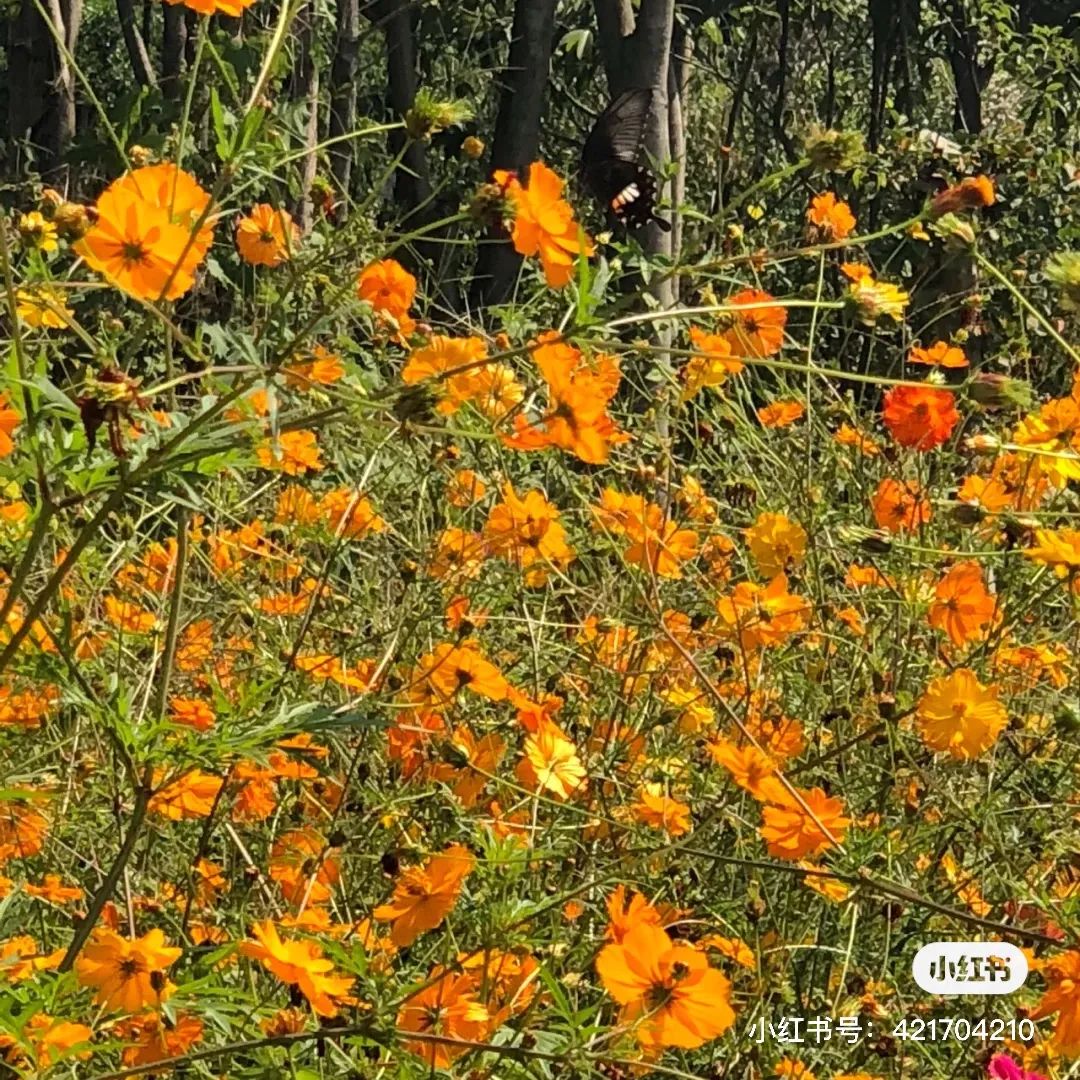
580, 88, 670, 232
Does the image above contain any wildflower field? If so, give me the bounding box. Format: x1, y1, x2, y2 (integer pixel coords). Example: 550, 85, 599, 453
2, 1, 1080, 1077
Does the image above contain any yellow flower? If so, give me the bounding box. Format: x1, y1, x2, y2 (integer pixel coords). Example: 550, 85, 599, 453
846, 275, 909, 325
1024, 528, 1080, 576
744, 512, 807, 578
15, 286, 73, 329
18, 211, 58, 252
916, 668, 1008, 759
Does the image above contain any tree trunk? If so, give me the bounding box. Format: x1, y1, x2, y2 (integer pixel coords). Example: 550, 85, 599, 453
868, 0, 894, 149
370, 0, 431, 217
328, 0, 361, 198
7, 0, 55, 176
291, 0, 320, 232
116, 0, 156, 87
594, 0, 677, 363
162, 2, 186, 100
945, 0, 991, 134
472, 0, 558, 306
668, 21, 691, 272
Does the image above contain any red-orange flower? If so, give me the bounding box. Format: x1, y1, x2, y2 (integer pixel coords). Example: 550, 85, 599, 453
882, 384, 960, 450
928, 561, 996, 646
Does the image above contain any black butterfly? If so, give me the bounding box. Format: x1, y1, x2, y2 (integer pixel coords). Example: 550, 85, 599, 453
581, 88, 671, 232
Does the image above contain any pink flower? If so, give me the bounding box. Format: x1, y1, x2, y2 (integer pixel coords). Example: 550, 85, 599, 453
988, 1054, 1045, 1080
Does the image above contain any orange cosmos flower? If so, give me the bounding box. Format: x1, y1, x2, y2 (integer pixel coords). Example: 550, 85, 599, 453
397, 969, 490, 1068
593, 489, 698, 579
930, 175, 995, 217
239, 921, 354, 1016
419, 640, 509, 703
165, 0, 253, 15
916, 668, 1007, 759
708, 739, 779, 800
516, 717, 586, 800
168, 697, 215, 732
319, 488, 386, 538
75, 929, 181, 1013
446, 469, 487, 507
744, 511, 807, 578
373, 844, 475, 946
236, 203, 299, 267
682, 327, 745, 398
0, 394, 21, 457
928, 562, 996, 646
715, 574, 809, 650
356, 258, 417, 337
429, 726, 506, 807
402, 334, 491, 414
596, 922, 735, 1049
25, 874, 84, 905
484, 484, 575, 584
285, 345, 346, 388
103, 595, 157, 634
723, 288, 787, 358
632, 783, 692, 836
909, 340, 968, 369
882, 384, 960, 450
76, 168, 210, 300
0, 797, 49, 861
269, 828, 340, 907
958, 474, 1011, 514
115, 162, 213, 258
871, 477, 931, 533
148, 769, 224, 819
495, 161, 595, 288
757, 400, 805, 427
256, 429, 323, 474
604, 884, 667, 943
119, 1012, 203, 1068
834, 422, 881, 456
1031, 951, 1080, 1054
806, 192, 855, 240
503, 333, 625, 463
759, 787, 850, 860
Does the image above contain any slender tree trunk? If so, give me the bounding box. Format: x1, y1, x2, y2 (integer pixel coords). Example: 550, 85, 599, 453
162, 2, 186, 99
116, 0, 156, 87
869, 0, 894, 149
370, 0, 431, 217
39, 0, 80, 178
7, 0, 54, 176
945, 0, 991, 134
328, 0, 362, 198
473, 0, 558, 306
668, 22, 691, 272
291, 0, 320, 232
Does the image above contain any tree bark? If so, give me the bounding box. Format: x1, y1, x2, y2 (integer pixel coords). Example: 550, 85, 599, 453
668, 21, 691, 272
7, 0, 55, 175
291, 0, 320, 232
369, 0, 431, 217
116, 0, 157, 87
328, 0, 362, 197
162, 2, 186, 100
472, 0, 558, 306
945, 0, 992, 134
